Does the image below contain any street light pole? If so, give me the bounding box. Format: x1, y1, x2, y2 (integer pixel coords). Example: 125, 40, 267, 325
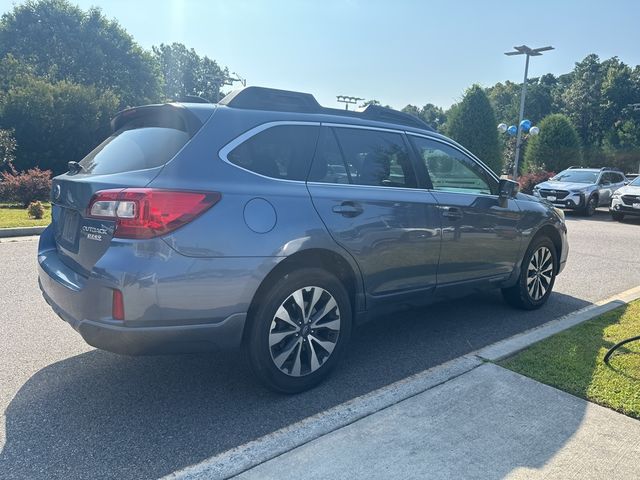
505, 45, 554, 178
336, 95, 364, 110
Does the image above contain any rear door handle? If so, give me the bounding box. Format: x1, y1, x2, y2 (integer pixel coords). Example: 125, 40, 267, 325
332, 202, 363, 217
441, 206, 463, 220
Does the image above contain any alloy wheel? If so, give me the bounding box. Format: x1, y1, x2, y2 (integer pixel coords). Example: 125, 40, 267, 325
526, 246, 554, 301
268, 286, 341, 377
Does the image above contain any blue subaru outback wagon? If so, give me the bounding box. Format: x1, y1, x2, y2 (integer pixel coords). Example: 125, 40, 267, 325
38, 86, 568, 392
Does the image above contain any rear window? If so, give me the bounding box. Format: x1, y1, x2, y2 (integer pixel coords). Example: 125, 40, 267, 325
79, 113, 191, 175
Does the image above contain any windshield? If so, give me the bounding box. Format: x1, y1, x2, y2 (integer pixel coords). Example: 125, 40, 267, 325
631, 176, 640, 187
551, 170, 598, 184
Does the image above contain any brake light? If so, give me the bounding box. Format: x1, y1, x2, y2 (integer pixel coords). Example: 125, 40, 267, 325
87, 188, 220, 239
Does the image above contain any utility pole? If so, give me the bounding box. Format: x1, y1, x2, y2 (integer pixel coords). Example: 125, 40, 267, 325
505, 45, 554, 178
336, 95, 364, 110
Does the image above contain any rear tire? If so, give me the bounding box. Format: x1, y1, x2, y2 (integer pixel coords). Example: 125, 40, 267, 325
611, 211, 625, 222
502, 236, 557, 310
246, 268, 352, 393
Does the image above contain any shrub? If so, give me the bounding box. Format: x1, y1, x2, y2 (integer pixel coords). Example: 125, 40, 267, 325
0, 167, 52, 206
518, 170, 555, 195
27, 200, 44, 219
523, 114, 582, 172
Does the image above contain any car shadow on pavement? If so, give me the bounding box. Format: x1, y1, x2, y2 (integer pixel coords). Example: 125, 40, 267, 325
1, 291, 591, 480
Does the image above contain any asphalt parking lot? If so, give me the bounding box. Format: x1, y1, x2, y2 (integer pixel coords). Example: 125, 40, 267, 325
1, 210, 640, 480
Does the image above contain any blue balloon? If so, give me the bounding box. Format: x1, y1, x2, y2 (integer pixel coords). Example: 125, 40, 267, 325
507, 125, 518, 136
520, 119, 532, 132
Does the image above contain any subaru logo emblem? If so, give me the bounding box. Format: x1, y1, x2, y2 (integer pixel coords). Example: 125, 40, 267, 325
53, 184, 61, 200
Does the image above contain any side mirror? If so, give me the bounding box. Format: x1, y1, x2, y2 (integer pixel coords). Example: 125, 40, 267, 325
498, 179, 519, 207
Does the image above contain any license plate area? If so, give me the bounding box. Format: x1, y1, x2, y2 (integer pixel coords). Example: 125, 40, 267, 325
57, 208, 81, 251
546, 196, 556, 201
633, 203, 640, 209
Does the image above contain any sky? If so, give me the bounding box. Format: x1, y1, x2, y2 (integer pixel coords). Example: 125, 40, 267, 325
1, 0, 639, 110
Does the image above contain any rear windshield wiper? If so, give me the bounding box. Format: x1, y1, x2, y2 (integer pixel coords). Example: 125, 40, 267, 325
67, 161, 84, 174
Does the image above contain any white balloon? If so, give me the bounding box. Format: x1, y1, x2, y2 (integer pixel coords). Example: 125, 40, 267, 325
497, 123, 508, 133
529, 126, 540, 136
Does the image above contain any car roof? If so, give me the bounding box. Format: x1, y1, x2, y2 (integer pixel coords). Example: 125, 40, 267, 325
216, 86, 435, 132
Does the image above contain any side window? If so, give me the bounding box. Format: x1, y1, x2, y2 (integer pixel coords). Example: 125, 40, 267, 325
410, 136, 495, 195
227, 125, 319, 181
308, 128, 350, 184
600, 172, 613, 184
333, 128, 416, 188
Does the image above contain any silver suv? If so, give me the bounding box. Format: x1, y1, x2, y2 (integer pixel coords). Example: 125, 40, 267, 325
533, 167, 628, 216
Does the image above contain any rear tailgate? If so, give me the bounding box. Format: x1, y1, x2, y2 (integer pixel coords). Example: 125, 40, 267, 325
51, 103, 210, 275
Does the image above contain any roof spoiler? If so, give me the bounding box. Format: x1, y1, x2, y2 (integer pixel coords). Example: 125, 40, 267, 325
110, 103, 203, 136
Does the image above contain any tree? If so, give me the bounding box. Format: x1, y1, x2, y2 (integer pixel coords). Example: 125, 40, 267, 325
0, 0, 161, 106
402, 103, 446, 131
561, 54, 604, 156
523, 114, 582, 172
0, 128, 16, 167
153, 43, 230, 102
445, 85, 502, 174
1, 75, 119, 174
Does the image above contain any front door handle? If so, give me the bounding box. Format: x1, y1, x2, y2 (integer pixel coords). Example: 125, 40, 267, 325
441, 206, 463, 220
332, 202, 363, 217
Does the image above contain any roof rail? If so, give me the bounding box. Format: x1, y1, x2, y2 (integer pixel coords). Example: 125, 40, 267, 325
218, 86, 434, 131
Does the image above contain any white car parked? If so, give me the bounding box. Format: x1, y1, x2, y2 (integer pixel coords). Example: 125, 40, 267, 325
610, 175, 640, 221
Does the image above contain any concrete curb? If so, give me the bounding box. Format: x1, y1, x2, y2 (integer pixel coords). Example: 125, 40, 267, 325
165, 285, 640, 480
0, 226, 45, 238
474, 285, 640, 362
163, 355, 482, 480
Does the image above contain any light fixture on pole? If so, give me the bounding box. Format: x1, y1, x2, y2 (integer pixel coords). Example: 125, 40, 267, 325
230, 72, 247, 87
505, 45, 554, 178
336, 95, 364, 110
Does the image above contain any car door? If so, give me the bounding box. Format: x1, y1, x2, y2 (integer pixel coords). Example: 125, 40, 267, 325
407, 134, 523, 286
307, 125, 442, 307
598, 172, 615, 205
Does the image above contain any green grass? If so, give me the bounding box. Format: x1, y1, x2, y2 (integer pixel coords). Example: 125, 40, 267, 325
0, 202, 51, 228
500, 300, 640, 419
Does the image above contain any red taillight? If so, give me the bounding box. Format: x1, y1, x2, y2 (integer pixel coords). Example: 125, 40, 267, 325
87, 188, 220, 239
112, 289, 124, 320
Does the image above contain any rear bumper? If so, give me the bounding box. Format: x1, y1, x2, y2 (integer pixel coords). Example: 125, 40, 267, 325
39, 275, 246, 354
37, 225, 281, 355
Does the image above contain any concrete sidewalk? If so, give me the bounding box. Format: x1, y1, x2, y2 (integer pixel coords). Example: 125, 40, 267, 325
235, 363, 640, 480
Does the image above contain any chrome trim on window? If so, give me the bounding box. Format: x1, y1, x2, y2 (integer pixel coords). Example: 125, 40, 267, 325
218, 121, 321, 184
321, 122, 405, 134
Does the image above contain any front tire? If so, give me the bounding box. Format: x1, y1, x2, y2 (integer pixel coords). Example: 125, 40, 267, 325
583, 195, 598, 216
611, 211, 624, 222
502, 236, 557, 310
246, 268, 352, 393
